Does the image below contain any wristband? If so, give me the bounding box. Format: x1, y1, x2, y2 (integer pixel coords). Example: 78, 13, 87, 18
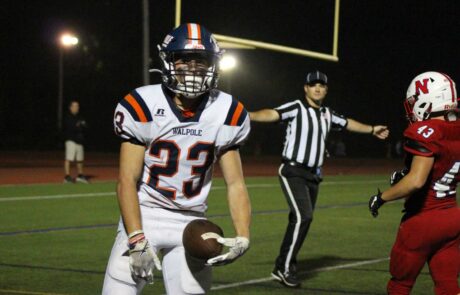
128, 229, 144, 239
370, 126, 374, 134
128, 230, 145, 248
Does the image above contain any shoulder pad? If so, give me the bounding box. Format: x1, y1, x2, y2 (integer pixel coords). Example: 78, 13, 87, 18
119, 90, 153, 122
403, 120, 442, 143
224, 98, 248, 126
403, 121, 442, 156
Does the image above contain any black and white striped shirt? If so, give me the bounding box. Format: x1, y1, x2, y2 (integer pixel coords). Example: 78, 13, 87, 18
275, 99, 348, 168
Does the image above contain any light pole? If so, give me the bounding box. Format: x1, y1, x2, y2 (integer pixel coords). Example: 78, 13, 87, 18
219, 54, 237, 93
57, 33, 78, 130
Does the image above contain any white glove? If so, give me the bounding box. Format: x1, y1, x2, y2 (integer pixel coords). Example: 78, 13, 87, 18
206, 236, 250, 266
128, 232, 162, 284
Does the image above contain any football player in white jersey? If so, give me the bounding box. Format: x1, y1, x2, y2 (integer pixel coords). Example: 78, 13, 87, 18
102, 23, 251, 295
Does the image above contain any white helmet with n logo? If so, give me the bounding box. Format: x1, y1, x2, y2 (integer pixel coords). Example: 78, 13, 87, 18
404, 71, 457, 122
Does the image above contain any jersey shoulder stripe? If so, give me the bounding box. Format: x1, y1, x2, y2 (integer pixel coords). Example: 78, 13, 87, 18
224, 98, 248, 126
120, 90, 153, 122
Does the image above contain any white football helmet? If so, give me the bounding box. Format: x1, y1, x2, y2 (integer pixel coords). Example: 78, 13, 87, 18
404, 71, 457, 123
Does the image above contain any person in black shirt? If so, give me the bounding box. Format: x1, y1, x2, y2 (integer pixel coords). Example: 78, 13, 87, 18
64, 100, 89, 183
249, 71, 389, 288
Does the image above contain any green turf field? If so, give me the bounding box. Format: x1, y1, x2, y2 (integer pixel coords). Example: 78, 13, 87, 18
0, 175, 438, 294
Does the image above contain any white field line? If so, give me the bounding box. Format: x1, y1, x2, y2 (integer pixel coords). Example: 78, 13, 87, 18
0, 180, 115, 188
0, 289, 69, 295
0, 192, 115, 202
0, 180, 386, 202
211, 257, 390, 291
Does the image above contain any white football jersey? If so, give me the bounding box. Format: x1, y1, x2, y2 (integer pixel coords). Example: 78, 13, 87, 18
113, 85, 250, 212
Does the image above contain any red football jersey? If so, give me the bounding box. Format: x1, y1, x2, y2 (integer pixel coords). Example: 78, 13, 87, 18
403, 119, 460, 213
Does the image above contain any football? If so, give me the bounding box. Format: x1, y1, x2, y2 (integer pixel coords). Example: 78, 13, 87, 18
182, 219, 224, 260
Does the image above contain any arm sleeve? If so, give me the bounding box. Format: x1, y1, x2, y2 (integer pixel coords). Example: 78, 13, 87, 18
216, 108, 251, 157
113, 94, 153, 146
330, 109, 348, 131
274, 101, 300, 122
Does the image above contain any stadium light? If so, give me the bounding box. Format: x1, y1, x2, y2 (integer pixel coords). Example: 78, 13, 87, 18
60, 34, 79, 47
219, 55, 237, 72
57, 33, 79, 130
219, 54, 237, 93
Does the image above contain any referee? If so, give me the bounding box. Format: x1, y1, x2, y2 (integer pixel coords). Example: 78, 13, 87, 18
249, 70, 389, 288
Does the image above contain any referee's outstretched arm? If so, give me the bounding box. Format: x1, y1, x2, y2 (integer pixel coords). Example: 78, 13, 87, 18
346, 118, 390, 140
249, 109, 280, 123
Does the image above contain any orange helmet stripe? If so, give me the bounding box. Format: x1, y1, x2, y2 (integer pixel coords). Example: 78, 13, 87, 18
187, 23, 193, 40
187, 23, 202, 44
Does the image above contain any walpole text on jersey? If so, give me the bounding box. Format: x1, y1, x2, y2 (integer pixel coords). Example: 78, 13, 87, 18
172, 127, 203, 136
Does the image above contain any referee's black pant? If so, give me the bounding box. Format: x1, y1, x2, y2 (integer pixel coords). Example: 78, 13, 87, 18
275, 162, 321, 274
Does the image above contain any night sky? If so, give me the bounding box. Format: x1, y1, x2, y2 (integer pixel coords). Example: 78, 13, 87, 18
2, 0, 459, 157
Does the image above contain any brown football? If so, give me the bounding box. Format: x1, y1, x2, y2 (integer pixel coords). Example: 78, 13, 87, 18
182, 219, 224, 260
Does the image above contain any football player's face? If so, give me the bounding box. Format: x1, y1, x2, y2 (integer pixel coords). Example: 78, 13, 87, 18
172, 53, 213, 98
174, 54, 210, 75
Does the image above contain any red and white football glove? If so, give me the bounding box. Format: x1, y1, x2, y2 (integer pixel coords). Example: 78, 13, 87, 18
206, 236, 249, 266
128, 230, 162, 284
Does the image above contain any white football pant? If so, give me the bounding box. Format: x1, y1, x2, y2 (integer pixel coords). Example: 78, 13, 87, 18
102, 207, 212, 294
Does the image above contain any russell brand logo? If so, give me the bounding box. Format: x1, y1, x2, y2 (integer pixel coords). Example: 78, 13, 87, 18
155, 109, 165, 116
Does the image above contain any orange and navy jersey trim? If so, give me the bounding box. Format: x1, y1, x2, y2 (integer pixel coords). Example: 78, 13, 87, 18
224, 99, 248, 126
120, 90, 153, 122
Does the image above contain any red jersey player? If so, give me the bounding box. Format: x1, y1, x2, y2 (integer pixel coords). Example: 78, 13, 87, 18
368, 71, 460, 295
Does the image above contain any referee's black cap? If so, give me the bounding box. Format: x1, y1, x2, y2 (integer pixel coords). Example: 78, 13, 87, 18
305, 70, 328, 85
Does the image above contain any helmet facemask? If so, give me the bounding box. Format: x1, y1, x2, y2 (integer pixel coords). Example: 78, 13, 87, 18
160, 51, 220, 99
157, 23, 223, 99
404, 95, 432, 123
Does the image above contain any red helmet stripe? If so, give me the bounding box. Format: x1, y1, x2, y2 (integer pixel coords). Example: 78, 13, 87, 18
440, 72, 456, 102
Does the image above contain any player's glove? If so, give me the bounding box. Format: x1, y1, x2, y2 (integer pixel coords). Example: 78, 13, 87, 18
368, 189, 385, 218
390, 168, 409, 186
128, 230, 162, 284
206, 236, 250, 266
